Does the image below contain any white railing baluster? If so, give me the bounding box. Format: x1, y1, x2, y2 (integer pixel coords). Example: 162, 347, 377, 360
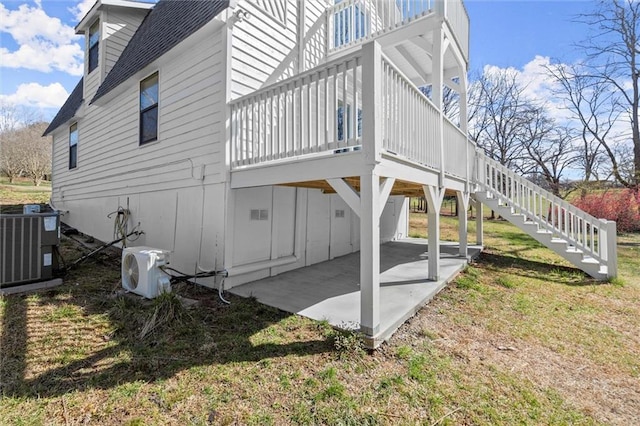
476, 152, 617, 277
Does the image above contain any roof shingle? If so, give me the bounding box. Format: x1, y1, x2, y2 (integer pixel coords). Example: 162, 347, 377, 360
43, 78, 84, 136
91, 0, 229, 103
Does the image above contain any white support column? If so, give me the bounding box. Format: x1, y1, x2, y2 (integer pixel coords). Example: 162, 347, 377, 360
456, 190, 470, 257
360, 172, 380, 338
297, 0, 306, 74
362, 40, 383, 165
423, 185, 444, 280
360, 40, 383, 340
432, 25, 445, 186
434, 0, 447, 17
475, 197, 484, 246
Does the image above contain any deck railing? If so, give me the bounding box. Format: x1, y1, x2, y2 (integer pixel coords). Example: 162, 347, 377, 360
327, 0, 469, 60
443, 117, 468, 178
476, 152, 617, 275
445, 0, 469, 60
381, 53, 440, 171
328, 0, 433, 52
230, 54, 362, 166
230, 41, 474, 184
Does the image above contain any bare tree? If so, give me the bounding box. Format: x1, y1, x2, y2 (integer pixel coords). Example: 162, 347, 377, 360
574, 0, 640, 189
468, 68, 543, 173
0, 122, 51, 186
547, 62, 620, 190
0, 101, 39, 133
0, 132, 25, 183
522, 125, 578, 197
419, 84, 460, 124
21, 122, 52, 186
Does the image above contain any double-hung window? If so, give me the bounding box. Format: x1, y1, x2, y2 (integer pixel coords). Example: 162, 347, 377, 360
69, 123, 78, 169
140, 72, 159, 145
88, 20, 99, 73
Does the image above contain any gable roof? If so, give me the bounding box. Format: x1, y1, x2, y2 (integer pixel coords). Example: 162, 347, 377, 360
91, 0, 229, 103
75, 0, 154, 34
43, 78, 84, 136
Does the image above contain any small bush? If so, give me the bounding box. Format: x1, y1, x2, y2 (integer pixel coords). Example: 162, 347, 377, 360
332, 329, 365, 359
573, 189, 640, 233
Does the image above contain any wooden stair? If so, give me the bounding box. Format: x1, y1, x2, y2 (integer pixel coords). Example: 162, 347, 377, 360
474, 153, 617, 280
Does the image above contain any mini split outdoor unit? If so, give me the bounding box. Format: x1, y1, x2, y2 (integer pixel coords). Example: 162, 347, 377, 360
121, 247, 171, 299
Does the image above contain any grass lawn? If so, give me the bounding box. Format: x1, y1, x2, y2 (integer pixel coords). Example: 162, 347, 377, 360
1, 209, 638, 424
0, 177, 51, 205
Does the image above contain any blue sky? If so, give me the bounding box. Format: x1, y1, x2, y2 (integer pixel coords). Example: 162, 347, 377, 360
466, 0, 590, 69
0, 0, 595, 121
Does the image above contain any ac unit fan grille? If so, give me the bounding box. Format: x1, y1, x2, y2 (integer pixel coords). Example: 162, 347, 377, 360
123, 252, 140, 290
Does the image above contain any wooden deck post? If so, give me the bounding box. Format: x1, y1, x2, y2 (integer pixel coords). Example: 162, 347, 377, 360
475, 198, 484, 246
456, 190, 469, 257
359, 40, 383, 338
432, 25, 445, 186
360, 172, 380, 337
604, 220, 618, 279
424, 185, 444, 280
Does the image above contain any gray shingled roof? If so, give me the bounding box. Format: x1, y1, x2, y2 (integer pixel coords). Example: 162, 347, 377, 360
43, 78, 84, 136
91, 0, 229, 103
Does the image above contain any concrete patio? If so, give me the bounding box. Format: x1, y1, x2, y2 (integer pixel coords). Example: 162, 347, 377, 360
229, 239, 481, 346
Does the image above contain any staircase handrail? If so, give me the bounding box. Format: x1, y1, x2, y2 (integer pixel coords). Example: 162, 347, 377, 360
476, 151, 617, 276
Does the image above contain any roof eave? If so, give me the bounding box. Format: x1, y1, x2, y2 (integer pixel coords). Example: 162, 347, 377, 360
75, 0, 154, 34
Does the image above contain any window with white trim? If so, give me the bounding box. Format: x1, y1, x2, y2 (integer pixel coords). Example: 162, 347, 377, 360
140, 72, 159, 145
69, 123, 78, 169
88, 20, 100, 73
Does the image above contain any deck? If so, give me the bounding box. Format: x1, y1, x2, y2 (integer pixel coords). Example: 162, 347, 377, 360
229, 239, 481, 347
225, 0, 478, 345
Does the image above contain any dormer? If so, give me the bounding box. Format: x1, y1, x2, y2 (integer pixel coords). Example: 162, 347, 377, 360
76, 0, 153, 100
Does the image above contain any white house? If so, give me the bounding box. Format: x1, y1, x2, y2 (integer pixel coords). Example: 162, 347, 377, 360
45, 0, 617, 347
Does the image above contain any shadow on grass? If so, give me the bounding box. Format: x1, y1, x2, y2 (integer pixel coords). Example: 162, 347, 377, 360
477, 251, 596, 286
0, 261, 332, 399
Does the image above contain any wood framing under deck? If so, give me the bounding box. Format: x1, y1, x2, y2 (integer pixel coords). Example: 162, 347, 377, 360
280, 177, 463, 198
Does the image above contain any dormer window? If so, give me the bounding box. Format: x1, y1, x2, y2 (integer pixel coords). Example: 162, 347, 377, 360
88, 20, 100, 73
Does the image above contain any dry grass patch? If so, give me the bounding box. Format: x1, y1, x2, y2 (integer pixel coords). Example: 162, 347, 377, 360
0, 177, 51, 205
404, 213, 640, 425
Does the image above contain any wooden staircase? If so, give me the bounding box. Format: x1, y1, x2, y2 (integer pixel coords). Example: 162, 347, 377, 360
474, 152, 617, 280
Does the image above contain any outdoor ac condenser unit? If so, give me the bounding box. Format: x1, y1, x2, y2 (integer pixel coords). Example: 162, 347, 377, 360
121, 247, 171, 299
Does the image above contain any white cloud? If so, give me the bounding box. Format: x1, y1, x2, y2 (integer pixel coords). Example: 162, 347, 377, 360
69, 0, 96, 22
483, 56, 571, 122
0, 3, 83, 75
0, 82, 70, 109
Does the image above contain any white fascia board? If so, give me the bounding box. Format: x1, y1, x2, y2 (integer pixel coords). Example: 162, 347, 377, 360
75, 0, 153, 33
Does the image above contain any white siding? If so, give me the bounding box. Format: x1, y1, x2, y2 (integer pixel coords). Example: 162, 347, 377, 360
381, 196, 409, 242
303, 0, 329, 71
226, 187, 409, 288
231, 0, 299, 97
231, 0, 330, 96
51, 23, 227, 274
103, 7, 148, 75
